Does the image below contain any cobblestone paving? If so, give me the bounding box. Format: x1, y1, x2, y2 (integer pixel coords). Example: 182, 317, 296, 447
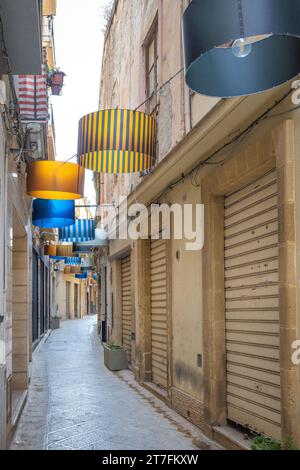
10, 316, 218, 450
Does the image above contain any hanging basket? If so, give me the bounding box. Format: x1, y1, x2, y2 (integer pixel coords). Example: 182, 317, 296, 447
50, 71, 66, 96
51, 84, 63, 96
51, 71, 65, 86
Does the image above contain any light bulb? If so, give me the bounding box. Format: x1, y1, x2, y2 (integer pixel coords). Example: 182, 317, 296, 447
232, 38, 252, 58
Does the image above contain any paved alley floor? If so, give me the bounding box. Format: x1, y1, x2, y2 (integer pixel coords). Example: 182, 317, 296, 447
10, 316, 218, 451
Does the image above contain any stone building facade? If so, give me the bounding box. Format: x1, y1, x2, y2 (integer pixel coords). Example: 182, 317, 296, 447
0, 0, 59, 448
96, 0, 300, 448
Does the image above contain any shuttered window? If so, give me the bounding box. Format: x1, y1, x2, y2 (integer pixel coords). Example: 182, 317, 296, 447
224, 170, 281, 439
121, 256, 132, 362
150, 238, 168, 389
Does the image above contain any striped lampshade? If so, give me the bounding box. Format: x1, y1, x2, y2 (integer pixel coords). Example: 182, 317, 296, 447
77, 109, 156, 173
65, 257, 81, 266
59, 219, 95, 243
57, 244, 73, 257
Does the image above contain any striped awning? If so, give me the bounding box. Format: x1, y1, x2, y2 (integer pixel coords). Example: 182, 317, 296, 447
77, 109, 156, 173
59, 219, 95, 243
17, 48, 48, 121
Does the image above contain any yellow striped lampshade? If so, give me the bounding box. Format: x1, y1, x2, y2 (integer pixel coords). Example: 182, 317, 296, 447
56, 244, 73, 257
77, 109, 156, 173
27, 161, 85, 200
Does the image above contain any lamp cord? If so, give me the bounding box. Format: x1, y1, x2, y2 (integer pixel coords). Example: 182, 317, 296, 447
134, 67, 184, 112
59, 67, 185, 165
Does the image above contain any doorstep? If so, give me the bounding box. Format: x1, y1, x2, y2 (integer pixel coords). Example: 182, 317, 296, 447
142, 381, 169, 404
212, 425, 252, 450
11, 389, 28, 431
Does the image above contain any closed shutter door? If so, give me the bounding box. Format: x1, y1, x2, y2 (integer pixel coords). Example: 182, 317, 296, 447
121, 256, 132, 362
225, 170, 281, 439
66, 282, 71, 320
32, 250, 39, 342
151, 238, 168, 389
74, 284, 79, 318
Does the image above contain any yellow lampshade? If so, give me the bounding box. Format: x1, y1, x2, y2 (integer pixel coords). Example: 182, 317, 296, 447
44, 245, 57, 256
57, 244, 73, 257
27, 161, 85, 200
77, 109, 156, 173
70, 266, 81, 274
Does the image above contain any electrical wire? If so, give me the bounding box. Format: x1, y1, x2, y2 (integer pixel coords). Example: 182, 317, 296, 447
0, 13, 25, 148
54, 67, 186, 168
148, 87, 296, 198
134, 67, 184, 112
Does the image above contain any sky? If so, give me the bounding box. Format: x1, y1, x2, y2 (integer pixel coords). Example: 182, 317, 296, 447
52, 0, 107, 204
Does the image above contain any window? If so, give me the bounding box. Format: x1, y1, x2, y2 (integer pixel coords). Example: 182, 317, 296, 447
145, 24, 158, 115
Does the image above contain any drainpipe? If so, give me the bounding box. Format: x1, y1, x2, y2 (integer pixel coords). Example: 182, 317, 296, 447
183, 0, 192, 134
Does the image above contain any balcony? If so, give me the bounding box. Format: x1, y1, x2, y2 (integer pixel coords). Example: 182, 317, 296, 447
0, 0, 43, 75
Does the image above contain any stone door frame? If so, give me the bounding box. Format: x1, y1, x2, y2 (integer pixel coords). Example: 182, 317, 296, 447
201, 120, 299, 443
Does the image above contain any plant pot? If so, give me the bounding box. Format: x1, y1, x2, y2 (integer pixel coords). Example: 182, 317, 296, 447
51, 84, 63, 96
51, 318, 60, 330
104, 345, 128, 371
51, 71, 65, 86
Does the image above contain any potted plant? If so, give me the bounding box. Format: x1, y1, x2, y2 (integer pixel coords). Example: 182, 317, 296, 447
48, 68, 66, 96
251, 434, 299, 450
51, 315, 61, 330
104, 341, 128, 371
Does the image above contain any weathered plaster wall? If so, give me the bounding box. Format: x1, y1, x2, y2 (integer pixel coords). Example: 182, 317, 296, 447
167, 180, 203, 403
99, 0, 218, 209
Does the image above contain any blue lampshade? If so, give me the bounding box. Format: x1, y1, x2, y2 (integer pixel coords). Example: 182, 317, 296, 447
32, 199, 75, 229
65, 257, 81, 266
50, 256, 67, 261
59, 219, 95, 242
75, 272, 87, 279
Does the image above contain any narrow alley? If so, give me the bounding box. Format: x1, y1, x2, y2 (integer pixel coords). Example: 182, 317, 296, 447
2, 0, 300, 459
10, 317, 216, 451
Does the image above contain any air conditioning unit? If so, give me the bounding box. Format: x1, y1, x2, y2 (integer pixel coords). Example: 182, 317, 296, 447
25, 123, 47, 160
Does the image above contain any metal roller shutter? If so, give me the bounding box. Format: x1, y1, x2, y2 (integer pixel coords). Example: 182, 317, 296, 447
151, 238, 168, 389
66, 281, 71, 320
225, 170, 281, 439
121, 256, 132, 362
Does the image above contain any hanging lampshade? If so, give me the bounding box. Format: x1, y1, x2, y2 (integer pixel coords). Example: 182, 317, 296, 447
57, 244, 73, 257
50, 256, 67, 261
71, 266, 82, 274
59, 219, 95, 242
32, 200, 75, 229
182, 0, 300, 97
75, 272, 87, 280
44, 245, 57, 256
77, 109, 156, 173
27, 161, 85, 200
65, 257, 81, 266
